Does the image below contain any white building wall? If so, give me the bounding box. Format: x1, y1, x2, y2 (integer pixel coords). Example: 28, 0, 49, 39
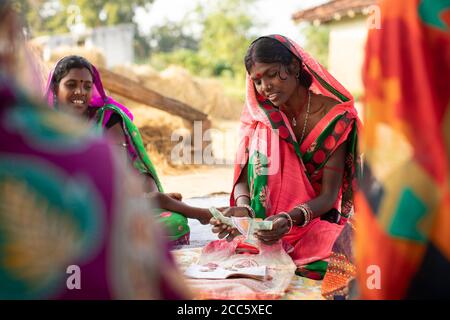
328, 17, 368, 96
90, 24, 135, 68
36, 24, 135, 67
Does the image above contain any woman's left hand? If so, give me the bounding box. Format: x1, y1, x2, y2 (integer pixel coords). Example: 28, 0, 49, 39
255, 215, 290, 245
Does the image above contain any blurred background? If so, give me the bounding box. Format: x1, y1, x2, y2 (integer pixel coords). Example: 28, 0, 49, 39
13, 0, 374, 197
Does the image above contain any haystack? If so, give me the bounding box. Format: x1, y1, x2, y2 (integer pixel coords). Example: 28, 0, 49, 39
26, 42, 242, 171
49, 46, 107, 69
122, 65, 243, 120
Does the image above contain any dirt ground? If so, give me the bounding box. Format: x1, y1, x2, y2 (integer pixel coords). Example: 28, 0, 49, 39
160, 165, 235, 198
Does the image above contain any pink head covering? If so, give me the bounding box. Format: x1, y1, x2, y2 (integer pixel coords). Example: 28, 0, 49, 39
243, 34, 354, 127
44, 57, 133, 125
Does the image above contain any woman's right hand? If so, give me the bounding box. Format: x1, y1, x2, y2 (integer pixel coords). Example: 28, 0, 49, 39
210, 206, 250, 242
166, 192, 182, 201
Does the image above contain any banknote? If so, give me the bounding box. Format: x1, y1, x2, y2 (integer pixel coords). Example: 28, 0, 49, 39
253, 220, 273, 231
209, 207, 273, 232
209, 207, 233, 226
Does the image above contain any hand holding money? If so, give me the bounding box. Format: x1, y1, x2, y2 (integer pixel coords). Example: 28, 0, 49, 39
209, 206, 248, 241
255, 214, 291, 245
209, 207, 273, 244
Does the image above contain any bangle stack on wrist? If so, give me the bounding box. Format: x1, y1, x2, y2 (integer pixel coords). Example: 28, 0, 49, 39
295, 204, 313, 227
277, 212, 293, 234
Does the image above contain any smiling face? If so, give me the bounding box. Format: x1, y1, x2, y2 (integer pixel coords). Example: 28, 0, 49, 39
55, 68, 93, 116
249, 62, 298, 107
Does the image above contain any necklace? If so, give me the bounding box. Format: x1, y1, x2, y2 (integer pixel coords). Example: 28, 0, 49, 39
299, 90, 311, 143
292, 89, 309, 127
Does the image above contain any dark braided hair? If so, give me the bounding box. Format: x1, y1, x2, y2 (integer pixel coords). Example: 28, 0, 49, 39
244, 37, 312, 88
51, 55, 94, 91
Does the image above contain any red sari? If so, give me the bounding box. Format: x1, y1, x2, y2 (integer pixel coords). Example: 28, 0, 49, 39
231, 35, 362, 267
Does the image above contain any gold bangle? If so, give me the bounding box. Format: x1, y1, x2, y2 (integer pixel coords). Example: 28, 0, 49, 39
234, 194, 250, 204
295, 204, 313, 227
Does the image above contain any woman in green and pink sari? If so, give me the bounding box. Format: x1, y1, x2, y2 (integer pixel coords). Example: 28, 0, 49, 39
44, 56, 212, 246
212, 35, 361, 278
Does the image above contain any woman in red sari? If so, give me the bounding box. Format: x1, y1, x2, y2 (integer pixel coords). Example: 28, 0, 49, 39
212, 35, 361, 279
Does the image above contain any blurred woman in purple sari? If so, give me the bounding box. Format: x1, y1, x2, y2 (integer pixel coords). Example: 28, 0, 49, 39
0, 1, 189, 299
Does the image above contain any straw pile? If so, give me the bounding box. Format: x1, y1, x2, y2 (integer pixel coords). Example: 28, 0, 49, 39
49, 46, 107, 69
111, 64, 243, 120
109, 64, 243, 172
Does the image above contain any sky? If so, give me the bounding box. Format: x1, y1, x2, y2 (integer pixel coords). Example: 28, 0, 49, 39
135, 0, 328, 45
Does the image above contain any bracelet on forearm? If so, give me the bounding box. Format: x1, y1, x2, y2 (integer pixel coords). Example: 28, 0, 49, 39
277, 212, 293, 234
234, 194, 250, 204
241, 204, 256, 218
295, 204, 313, 227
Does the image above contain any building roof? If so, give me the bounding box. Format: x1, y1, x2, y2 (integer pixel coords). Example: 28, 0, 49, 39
292, 0, 377, 25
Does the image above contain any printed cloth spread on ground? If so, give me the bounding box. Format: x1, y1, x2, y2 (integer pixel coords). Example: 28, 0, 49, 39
172, 237, 324, 300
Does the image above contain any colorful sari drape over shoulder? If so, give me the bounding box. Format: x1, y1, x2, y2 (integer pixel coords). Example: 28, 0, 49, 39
231, 35, 361, 269
96, 104, 190, 245
44, 63, 189, 245
357, 0, 450, 299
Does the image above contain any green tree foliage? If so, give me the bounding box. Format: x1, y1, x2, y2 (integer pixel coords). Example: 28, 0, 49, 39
12, 0, 154, 60
147, 20, 199, 54
150, 49, 209, 75
300, 23, 330, 68
13, 0, 153, 35
149, 0, 257, 82
198, 0, 256, 78
12, 0, 58, 35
